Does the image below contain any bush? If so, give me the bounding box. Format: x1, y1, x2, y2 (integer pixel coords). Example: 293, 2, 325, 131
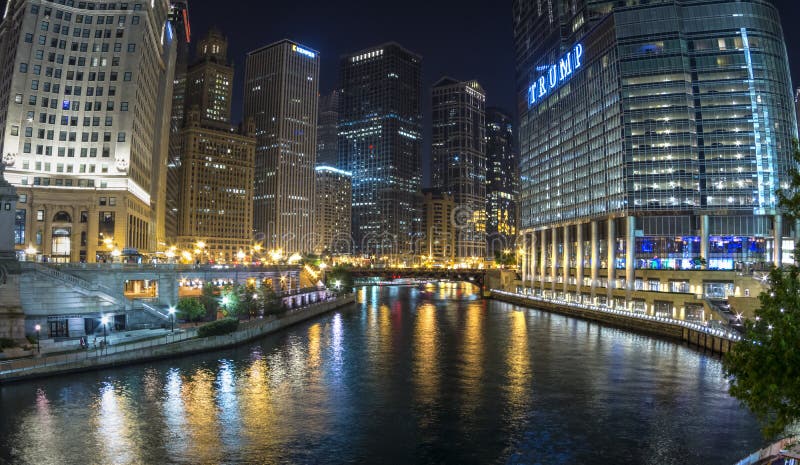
0, 338, 16, 349
197, 318, 239, 338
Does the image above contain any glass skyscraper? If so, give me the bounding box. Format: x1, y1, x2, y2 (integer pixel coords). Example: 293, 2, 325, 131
514, 0, 797, 320
338, 43, 422, 258
485, 107, 517, 258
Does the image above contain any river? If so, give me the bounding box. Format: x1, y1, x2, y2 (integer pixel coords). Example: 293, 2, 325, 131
0, 283, 763, 464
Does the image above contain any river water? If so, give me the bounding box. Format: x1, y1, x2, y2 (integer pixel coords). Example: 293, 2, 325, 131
0, 284, 764, 464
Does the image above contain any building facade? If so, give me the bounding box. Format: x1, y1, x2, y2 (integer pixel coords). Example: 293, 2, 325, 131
245, 40, 318, 254
317, 90, 339, 167
0, 0, 176, 262
176, 28, 254, 263
485, 107, 517, 258
422, 188, 455, 265
314, 165, 351, 255
431, 77, 486, 262
339, 43, 422, 258
164, 0, 190, 244
514, 0, 797, 320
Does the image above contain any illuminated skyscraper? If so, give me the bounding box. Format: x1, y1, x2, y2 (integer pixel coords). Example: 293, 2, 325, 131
245, 40, 319, 254
514, 0, 797, 320
339, 43, 422, 257
431, 77, 486, 261
317, 90, 339, 167
0, 0, 176, 262
485, 107, 517, 258
314, 165, 351, 255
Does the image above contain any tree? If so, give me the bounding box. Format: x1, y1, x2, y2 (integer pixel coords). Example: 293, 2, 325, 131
326, 265, 353, 292
723, 139, 800, 438
219, 284, 242, 317
239, 283, 260, 320
495, 249, 516, 267
260, 284, 283, 316
200, 282, 218, 319
176, 297, 205, 323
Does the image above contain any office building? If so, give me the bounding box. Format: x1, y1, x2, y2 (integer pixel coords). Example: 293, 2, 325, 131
422, 188, 455, 264
317, 90, 339, 167
514, 0, 797, 320
431, 77, 486, 262
0, 0, 176, 262
485, 107, 517, 258
176, 28, 255, 263
339, 43, 422, 258
314, 165, 351, 255
245, 39, 319, 254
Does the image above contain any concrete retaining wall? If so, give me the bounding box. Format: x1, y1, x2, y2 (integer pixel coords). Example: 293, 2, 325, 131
492, 292, 735, 355
0, 294, 355, 383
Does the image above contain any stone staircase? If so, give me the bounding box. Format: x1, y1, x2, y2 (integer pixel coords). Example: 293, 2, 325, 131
19, 263, 125, 316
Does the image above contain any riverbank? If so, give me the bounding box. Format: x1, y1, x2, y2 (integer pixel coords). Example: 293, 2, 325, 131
491, 290, 738, 355
0, 294, 355, 383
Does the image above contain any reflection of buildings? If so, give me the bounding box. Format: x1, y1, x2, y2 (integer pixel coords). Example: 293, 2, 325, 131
431, 78, 486, 261
339, 43, 422, 257
422, 188, 455, 264
245, 40, 319, 254
1, 0, 176, 261
485, 108, 517, 258
314, 165, 351, 255
176, 29, 255, 263
514, 0, 796, 320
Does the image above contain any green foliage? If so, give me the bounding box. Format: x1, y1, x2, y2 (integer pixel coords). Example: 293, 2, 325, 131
220, 285, 242, 317
723, 138, 800, 438
176, 297, 205, 323
239, 283, 260, 319
260, 284, 284, 316
326, 266, 353, 292
494, 249, 516, 267
200, 282, 218, 317
197, 318, 239, 337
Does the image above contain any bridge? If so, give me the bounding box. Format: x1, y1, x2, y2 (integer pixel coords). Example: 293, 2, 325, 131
348, 268, 492, 290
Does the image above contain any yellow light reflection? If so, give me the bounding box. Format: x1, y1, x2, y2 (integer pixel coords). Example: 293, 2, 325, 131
93, 382, 142, 464
181, 369, 222, 464
414, 302, 440, 424
461, 302, 484, 417
506, 310, 531, 423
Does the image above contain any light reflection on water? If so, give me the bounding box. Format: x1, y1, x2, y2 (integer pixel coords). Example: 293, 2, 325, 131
0, 284, 764, 465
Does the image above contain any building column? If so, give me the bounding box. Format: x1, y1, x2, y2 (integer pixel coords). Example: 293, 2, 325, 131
540, 229, 547, 293
607, 217, 616, 301
626, 216, 635, 295
591, 220, 599, 300
530, 231, 537, 290
563, 224, 570, 295
87, 206, 98, 263
774, 214, 783, 267
576, 223, 584, 297
42, 205, 52, 259
550, 226, 558, 293
521, 232, 528, 290
700, 214, 709, 269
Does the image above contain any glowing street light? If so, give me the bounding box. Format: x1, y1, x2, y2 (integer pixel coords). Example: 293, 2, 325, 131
168, 306, 176, 332
100, 315, 110, 349
236, 250, 246, 263
34, 324, 41, 353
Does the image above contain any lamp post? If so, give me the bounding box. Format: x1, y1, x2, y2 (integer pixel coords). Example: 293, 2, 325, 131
34, 324, 40, 353
100, 315, 109, 349
168, 306, 175, 332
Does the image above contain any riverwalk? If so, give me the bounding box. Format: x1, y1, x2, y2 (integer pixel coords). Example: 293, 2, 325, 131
491, 290, 740, 354
0, 293, 355, 383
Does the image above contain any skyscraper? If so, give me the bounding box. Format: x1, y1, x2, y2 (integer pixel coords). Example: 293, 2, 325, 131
514, 0, 797, 320
177, 28, 255, 263
165, 0, 190, 244
431, 77, 486, 262
339, 43, 422, 258
317, 90, 339, 167
422, 188, 455, 264
485, 107, 517, 258
0, 0, 176, 262
314, 165, 351, 255
245, 40, 319, 254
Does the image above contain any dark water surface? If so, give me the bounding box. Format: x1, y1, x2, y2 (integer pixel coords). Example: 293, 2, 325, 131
0, 284, 763, 464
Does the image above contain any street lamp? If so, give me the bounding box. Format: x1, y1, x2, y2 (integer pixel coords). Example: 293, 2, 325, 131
34, 324, 40, 353
168, 306, 176, 332
100, 315, 109, 349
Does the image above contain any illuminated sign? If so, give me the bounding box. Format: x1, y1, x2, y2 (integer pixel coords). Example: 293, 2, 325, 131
292, 44, 316, 59
527, 43, 584, 108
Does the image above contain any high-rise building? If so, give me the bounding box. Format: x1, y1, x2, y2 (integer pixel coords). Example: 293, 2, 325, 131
485, 107, 517, 258
514, 0, 798, 320
317, 90, 339, 167
165, 0, 190, 244
339, 43, 422, 258
245, 40, 319, 254
314, 165, 351, 255
0, 0, 176, 262
176, 28, 255, 263
422, 188, 455, 264
431, 77, 486, 261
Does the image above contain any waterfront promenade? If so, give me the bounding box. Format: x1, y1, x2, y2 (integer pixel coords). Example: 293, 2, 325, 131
0, 293, 355, 383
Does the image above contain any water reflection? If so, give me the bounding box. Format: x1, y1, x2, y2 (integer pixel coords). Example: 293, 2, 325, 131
0, 284, 764, 465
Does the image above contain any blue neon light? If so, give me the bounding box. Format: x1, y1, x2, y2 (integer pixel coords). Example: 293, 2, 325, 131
292, 44, 316, 59
527, 43, 584, 108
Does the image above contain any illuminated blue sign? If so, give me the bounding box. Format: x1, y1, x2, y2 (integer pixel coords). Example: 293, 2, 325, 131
527, 43, 584, 108
292, 44, 316, 59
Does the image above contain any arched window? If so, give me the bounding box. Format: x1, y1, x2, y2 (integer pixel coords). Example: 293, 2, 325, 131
52, 211, 72, 223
